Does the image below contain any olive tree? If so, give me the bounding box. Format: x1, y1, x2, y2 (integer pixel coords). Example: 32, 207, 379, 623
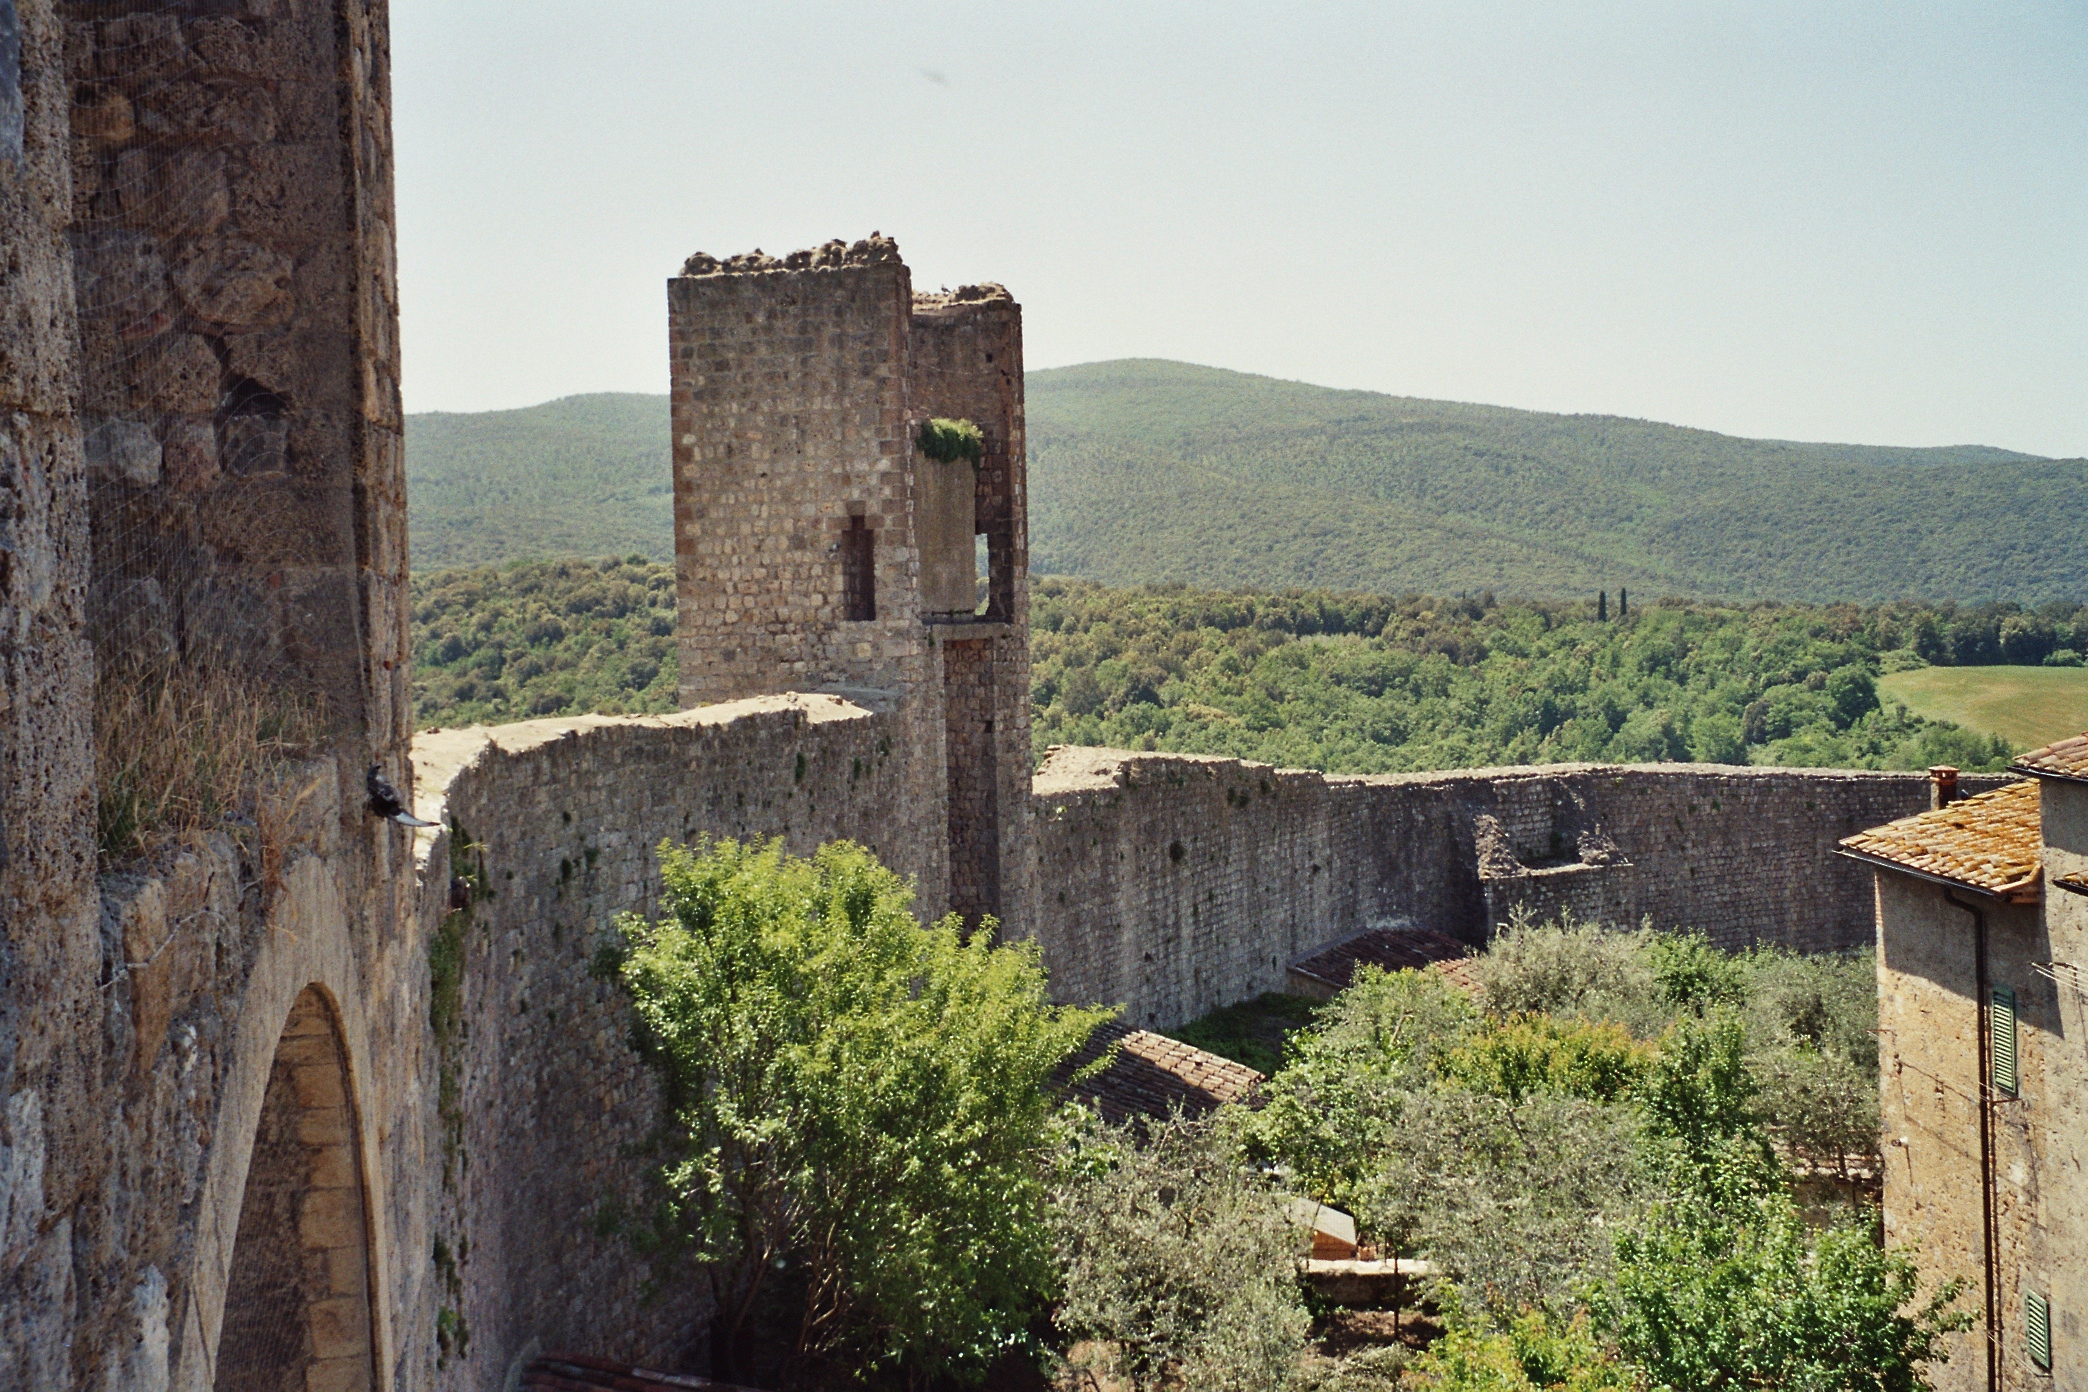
1046, 1109, 1312, 1392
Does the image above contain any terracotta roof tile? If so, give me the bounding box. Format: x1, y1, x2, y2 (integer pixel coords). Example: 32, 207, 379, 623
1837, 779, 2042, 902
1290, 928, 1480, 996
1059, 1022, 1264, 1124
2015, 733, 2088, 783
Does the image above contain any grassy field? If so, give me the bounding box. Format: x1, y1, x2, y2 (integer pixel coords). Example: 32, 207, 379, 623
1878, 665, 2088, 749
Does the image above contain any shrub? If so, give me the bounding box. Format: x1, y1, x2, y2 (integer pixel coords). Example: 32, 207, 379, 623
1598, 1187, 1970, 1391
1047, 1109, 1311, 1392
614, 837, 1109, 1385
1470, 911, 1669, 1038
917, 416, 984, 463
1437, 1014, 1655, 1105
1404, 1307, 1640, 1391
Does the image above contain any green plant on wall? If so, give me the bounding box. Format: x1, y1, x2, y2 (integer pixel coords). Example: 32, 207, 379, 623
918, 417, 984, 463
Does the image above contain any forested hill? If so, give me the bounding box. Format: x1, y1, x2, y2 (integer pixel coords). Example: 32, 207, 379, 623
406, 393, 672, 570
1026, 361, 2080, 603
403, 363, 2085, 602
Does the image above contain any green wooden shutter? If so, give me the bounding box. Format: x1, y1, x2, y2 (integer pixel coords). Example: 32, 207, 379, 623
1992, 986, 2018, 1097
2026, 1288, 2051, 1372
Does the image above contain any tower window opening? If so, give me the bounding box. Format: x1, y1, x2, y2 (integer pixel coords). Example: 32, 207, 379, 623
842, 516, 875, 622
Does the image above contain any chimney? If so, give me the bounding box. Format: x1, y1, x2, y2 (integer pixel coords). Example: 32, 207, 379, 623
1929, 765, 1960, 810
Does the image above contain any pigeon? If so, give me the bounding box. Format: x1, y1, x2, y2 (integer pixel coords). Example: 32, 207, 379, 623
367, 765, 437, 827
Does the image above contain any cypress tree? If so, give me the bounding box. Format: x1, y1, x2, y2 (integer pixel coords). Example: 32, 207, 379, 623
1598, 590, 1608, 622
1620, 587, 1629, 618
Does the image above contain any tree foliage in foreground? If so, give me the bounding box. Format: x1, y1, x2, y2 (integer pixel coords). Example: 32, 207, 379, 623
612, 837, 1110, 1385
1234, 915, 1970, 1388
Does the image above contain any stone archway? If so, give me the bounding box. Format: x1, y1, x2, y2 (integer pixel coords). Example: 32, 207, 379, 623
213, 987, 377, 1392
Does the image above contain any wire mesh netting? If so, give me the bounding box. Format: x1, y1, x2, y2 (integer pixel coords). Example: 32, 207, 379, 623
67, 3, 360, 859
71, 2, 297, 673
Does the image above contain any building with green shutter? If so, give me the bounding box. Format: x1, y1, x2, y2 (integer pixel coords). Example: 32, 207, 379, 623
1840, 740, 2088, 1389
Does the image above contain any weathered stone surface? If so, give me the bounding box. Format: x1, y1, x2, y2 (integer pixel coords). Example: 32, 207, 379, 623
69, 226, 166, 326
220, 411, 287, 476
136, 80, 277, 145
113, 145, 227, 237
137, 332, 221, 412
171, 238, 292, 327
84, 415, 159, 485
160, 415, 216, 490
0, 1089, 45, 1272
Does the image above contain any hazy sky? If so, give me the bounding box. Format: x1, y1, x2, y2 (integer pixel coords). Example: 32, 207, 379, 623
392, 2, 2086, 457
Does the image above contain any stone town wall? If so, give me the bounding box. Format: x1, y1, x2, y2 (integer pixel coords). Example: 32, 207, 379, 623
1030, 748, 2010, 1028
410, 694, 933, 1386
2, 756, 440, 1392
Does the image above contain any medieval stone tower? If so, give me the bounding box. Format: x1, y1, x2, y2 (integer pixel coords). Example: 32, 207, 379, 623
666, 237, 1034, 932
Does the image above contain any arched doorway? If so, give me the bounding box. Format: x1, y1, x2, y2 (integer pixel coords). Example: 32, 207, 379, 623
213, 987, 377, 1392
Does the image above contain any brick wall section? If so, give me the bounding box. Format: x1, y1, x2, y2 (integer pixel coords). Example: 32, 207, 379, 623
411, 694, 934, 1382
1032, 749, 2009, 1028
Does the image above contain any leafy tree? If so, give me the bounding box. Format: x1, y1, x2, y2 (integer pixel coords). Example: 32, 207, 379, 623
1242, 965, 1476, 1218
1047, 1109, 1311, 1392
1362, 1087, 1647, 1315
613, 837, 1109, 1384
1438, 1014, 1655, 1105
1598, 1187, 1969, 1391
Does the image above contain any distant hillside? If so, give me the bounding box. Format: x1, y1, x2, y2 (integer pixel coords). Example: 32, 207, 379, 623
1028, 361, 2082, 603
406, 393, 672, 569
404, 363, 2086, 601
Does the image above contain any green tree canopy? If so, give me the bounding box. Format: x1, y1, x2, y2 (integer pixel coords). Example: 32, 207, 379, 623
613, 836, 1110, 1385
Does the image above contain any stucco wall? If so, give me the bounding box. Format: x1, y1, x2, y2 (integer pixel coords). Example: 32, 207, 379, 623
1874, 862, 2077, 1391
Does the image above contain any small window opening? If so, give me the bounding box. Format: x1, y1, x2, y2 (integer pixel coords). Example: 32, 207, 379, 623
842, 516, 875, 622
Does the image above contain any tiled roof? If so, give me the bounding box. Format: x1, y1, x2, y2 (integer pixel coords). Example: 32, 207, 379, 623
2015, 733, 2088, 783
1837, 779, 2042, 903
523, 1352, 757, 1391
2053, 871, 2088, 897
1059, 1021, 1264, 1124
1290, 928, 1481, 996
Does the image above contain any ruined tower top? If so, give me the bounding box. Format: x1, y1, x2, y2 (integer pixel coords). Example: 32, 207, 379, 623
665, 233, 1029, 707
666, 234, 1035, 929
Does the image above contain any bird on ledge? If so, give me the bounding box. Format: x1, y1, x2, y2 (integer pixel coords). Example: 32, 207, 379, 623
367, 765, 437, 827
